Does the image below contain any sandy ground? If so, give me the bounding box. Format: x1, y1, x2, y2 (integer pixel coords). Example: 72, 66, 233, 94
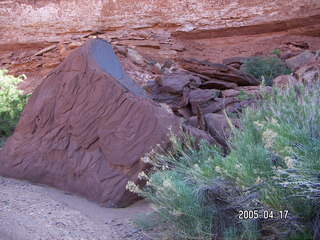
0, 176, 154, 240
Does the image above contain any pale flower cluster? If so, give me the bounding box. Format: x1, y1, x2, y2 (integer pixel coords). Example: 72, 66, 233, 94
137, 171, 149, 180
255, 176, 263, 184
284, 156, 295, 169
126, 181, 140, 194
215, 166, 222, 173
253, 121, 264, 128
193, 164, 203, 174
146, 178, 153, 186
262, 129, 278, 148
270, 118, 279, 126
163, 179, 172, 189
161, 163, 170, 171
169, 209, 183, 217
141, 155, 152, 164
235, 164, 241, 169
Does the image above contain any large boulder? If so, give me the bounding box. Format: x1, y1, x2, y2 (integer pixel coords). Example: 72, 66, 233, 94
0, 39, 181, 208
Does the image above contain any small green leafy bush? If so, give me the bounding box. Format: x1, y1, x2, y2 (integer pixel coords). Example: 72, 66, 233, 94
237, 90, 253, 101
241, 56, 292, 86
0, 69, 30, 137
272, 48, 282, 56
132, 81, 320, 239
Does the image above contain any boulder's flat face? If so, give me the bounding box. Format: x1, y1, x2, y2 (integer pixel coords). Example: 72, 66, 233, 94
0, 39, 180, 207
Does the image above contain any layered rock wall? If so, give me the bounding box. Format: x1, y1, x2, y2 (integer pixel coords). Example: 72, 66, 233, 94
1, 0, 319, 50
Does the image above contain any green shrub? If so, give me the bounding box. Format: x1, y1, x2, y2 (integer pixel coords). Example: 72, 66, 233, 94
272, 48, 282, 56
222, 83, 320, 237
237, 90, 253, 101
128, 136, 221, 239
225, 82, 320, 232
0, 69, 30, 137
131, 81, 320, 239
241, 56, 292, 86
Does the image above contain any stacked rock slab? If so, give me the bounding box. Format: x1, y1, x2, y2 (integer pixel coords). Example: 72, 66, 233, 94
146, 58, 260, 117
0, 39, 181, 208
144, 58, 262, 146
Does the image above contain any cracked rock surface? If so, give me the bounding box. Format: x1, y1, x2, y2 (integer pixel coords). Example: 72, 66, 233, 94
0, 39, 180, 208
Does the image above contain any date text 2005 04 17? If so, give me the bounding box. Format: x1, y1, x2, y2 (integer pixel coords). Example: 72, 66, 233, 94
238, 210, 289, 220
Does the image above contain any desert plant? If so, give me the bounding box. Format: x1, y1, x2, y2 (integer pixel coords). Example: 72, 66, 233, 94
241, 56, 291, 86
0, 69, 30, 137
128, 136, 221, 239
132, 81, 320, 239
237, 90, 253, 101
218, 82, 320, 238
272, 48, 282, 56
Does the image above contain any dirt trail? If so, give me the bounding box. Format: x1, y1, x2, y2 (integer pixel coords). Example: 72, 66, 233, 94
0, 176, 153, 240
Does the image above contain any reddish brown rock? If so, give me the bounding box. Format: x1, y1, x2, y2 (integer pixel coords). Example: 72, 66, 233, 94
144, 80, 162, 95
285, 50, 316, 70
177, 107, 193, 119
179, 58, 260, 86
295, 63, 320, 84
222, 57, 247, 69
235, 86, 273, 98
117, 40, 160, 49
127, 48, 146, 66
34, 45, 57, 56
170, 43, 186, 52
201, 79, 238, 90
189, 88, 218, 105
59, 45, 71, 59
114, 45, 127, 56
191, 97, 238, 115
156, 74, 201, 94
222, 57, 247, 66
279, 51, 303, 61
1, 0, 318, 51
181, 124, 218, 146
286, 41, 309, 50
222, 89, 240, 98
273, 75, 298, 88
0, 39, 181, 208
184, 116, 198, 129
204, 113, 239, 148
69, 41, 84, 49
145, 80, 182, 106
225, 99, 258, 115
184, 113, 237, 148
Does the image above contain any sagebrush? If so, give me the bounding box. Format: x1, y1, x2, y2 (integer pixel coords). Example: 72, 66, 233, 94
131, 81, 320, 239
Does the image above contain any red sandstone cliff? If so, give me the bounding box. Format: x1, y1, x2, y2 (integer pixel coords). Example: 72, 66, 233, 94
1, 0, 320, 93
1, 0, 319, 52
